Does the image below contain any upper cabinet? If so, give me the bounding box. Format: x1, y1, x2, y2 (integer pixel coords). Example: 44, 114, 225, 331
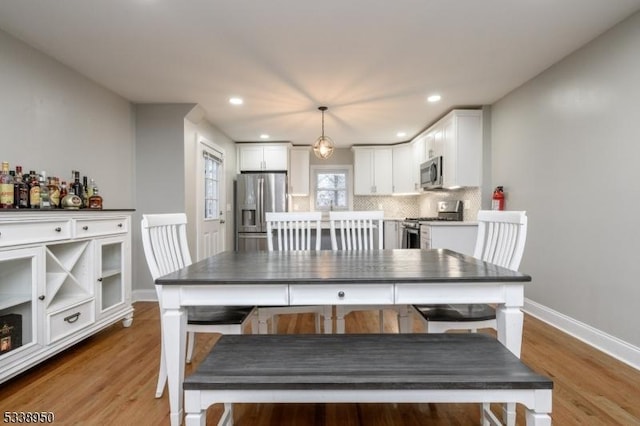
238, 143, 290, 171
417, 109, 482, 189
440, 110, 482, 188
353, 147, 393, 195
289, 147, 310, 196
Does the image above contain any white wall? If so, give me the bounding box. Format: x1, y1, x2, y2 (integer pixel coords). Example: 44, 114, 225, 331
491, 12, 640, 352
0, 29, 135, 207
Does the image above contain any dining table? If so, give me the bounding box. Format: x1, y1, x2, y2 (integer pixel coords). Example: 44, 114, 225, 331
155, 248, 531, 426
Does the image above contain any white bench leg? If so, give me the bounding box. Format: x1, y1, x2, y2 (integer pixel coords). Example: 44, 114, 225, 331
525, 409, 551, 426
335, 305, 346, 334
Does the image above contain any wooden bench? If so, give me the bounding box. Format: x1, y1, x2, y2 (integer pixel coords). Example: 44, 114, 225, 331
184, 334, 553, 426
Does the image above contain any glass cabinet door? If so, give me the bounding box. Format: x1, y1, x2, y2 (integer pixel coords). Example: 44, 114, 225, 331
95, 236, 129, 316
0, 247, 43, 362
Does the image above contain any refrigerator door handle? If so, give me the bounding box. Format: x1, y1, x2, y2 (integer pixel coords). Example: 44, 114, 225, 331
257, 177, 264, 229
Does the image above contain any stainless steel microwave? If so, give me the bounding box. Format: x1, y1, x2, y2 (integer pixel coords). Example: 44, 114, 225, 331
420, 156, 443, 189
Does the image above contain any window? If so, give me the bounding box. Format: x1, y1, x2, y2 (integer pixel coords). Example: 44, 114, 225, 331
311, 166, 353, 212
203, 150, 222, 219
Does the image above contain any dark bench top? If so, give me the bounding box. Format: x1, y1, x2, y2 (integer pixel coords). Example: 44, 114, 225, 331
184, 334, 552, 391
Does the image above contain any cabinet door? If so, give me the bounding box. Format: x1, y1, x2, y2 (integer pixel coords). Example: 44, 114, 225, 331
392, 144, 414, 194
373, 148, 393, 195
239, 145, 265, 171
289, 148, 310, 195
262, 145, 289, 170
95, 236, 130, 317
0, 247, 43, 362
353, 149, 374, 195
441, 116, 457, 188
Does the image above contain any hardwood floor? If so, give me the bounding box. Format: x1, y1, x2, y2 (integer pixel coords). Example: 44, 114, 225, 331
1, 302, 638, 425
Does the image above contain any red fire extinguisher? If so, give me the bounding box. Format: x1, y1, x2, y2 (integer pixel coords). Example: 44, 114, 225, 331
492, 186, 505, 211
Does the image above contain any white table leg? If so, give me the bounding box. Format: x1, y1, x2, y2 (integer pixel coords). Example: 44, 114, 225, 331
164, 307, 187, 426
496, 300, 524, 426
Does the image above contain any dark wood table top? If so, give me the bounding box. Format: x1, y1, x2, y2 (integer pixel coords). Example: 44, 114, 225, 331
184, 333, 551, 391
156, 249, 531, 286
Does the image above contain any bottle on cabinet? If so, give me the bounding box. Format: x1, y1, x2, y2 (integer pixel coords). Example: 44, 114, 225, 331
29, 170, 40, 208
71, 171, 84, 208
88, 184, 103, 210
0, 162, 14, 208
38, 171, 51, 209
13, 166, 29, 209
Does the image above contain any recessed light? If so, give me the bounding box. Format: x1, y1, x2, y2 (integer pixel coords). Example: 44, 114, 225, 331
260, 134, 270, 139
397, 132, 407, 138
427, 94, 441, 103
229, 97, 244, 105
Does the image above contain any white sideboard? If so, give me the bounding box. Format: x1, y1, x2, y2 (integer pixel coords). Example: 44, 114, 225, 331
0, 210, 134, 383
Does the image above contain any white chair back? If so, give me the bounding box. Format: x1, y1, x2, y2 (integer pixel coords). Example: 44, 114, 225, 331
329, 210, 384, 251
141, 213, 193, 282
473, 210, 527, 271
266, 212, 322, 251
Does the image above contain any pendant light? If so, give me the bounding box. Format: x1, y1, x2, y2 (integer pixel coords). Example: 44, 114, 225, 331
313, 106, 334, 159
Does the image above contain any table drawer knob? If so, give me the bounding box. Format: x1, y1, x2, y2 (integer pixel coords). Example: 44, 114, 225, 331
83, 226, 89, 230
54, 227, 61, 232
338, 291, 345, 298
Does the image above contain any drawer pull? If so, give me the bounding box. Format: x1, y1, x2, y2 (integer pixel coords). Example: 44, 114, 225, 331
117, 223, 123, 228
55, 227, 62, 232
38, 295, 45, 300
64, 312, 81, 323
338, 291, 345, 298
83, 226, 89, 230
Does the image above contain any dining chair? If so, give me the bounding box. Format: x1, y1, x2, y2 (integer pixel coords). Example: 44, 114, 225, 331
329, 210, 405, 333
255, 211, 332, 334
141, 213, 256, 401
411, 210, 528, 333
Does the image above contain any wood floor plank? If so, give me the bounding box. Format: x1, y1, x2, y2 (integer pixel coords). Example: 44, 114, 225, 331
0, 302, 638, 425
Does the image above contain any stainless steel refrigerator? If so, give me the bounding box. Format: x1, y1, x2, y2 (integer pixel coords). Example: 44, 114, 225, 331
235, 172, 287, 251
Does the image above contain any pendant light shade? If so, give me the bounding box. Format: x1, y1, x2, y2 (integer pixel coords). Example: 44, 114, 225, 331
313, 106, 334, 159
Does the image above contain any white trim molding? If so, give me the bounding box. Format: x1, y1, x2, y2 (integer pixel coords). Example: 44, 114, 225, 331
524, 298, 640, 370
133, 289, 158, 302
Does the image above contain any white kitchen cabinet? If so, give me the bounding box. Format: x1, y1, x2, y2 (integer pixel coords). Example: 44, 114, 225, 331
440, 110, 483, 188
392, 144, 419, 194
419, 223, 478, 256
353, 147, 393, 195
289, 147, 310, 196
383, 220, 403, 249
238, 143, 290, 171
0, 211, 133, 383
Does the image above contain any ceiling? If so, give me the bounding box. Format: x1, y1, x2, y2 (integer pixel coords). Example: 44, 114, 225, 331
1, 1, 639, 148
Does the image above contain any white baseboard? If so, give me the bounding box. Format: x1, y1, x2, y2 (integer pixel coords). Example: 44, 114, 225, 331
132, 289, 157, 302
524, 298, 640, 371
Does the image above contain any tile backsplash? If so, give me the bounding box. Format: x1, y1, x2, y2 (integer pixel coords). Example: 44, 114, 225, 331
291, 187, 482, 221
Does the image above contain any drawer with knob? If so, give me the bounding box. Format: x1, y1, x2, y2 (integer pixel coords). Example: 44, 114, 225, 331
0, 220, 71, 247
47, 299, 95, 344
74, 218, 128, 238
289, 284, 394, 305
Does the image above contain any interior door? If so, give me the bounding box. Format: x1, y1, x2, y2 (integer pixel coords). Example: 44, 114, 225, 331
196, 139, 226, 260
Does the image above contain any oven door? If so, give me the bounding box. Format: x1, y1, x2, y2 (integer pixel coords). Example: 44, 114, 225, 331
401, 225, 420, 249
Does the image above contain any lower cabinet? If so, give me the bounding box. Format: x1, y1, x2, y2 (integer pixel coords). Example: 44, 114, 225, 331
420, 223, 478, 256
0, 211, 133, 383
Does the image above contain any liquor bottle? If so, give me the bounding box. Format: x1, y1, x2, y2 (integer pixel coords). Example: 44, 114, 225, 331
87, 178, 96, 198
61, 184, 82, 210
60, 180, 68, 200
38, 171, 51, 209
88, 185, 103, 210
13, 166, 29, 209
0, 162, 15, 209
29, 170, 40, 208
71, 171, 84, 208
48, 176, 60, 208
82, 176, 89, 208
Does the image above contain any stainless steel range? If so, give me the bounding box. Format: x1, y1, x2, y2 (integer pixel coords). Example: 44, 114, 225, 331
401, 201, 464, 249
